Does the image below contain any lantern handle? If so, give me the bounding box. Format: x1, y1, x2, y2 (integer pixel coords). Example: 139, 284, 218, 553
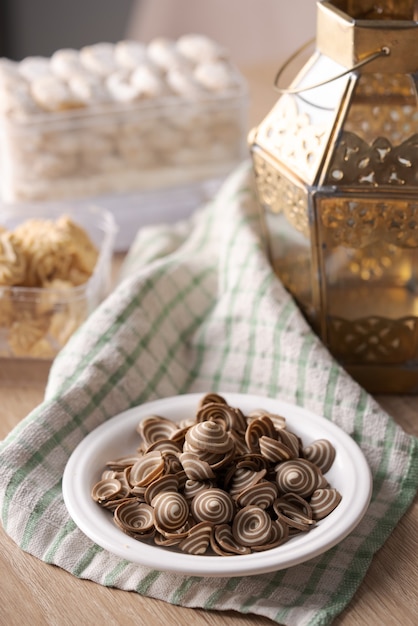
274, 40, 390, 95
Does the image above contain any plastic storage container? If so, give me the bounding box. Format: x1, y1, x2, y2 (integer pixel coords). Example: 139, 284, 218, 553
0, 37, 248, 250
0, 203, 116, 362
0, 90, 247, 204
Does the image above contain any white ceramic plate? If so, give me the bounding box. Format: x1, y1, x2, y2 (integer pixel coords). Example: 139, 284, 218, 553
62, 393, 372, 577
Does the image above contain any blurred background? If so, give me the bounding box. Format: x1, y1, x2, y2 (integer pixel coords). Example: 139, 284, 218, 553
0, 0, 135, 60
0, 0, 319, 351
0, 0, 317, 128
0, 0, 316, 69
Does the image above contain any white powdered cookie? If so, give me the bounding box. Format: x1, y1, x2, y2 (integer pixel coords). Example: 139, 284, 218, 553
130, 64, 168, 99
19, 56, 52, 81
194, 61, 237, 91
78, 131, 115, 172
106, 70, 141, 103
116, 130, 158, 168
148, 122, 182, 153
166, 67, 203, 96
50, 48, 84, 80
79, 42, 118, 77
147, 37, 190, 71
30, 151, 77, 179
43, 130, 81, 157
67, 71, 109, 104
0, 60, 33, 114
0, 80, 42, 117
176, 34, 227, 63
114, 40, 147, 69
30, 74, 85, 111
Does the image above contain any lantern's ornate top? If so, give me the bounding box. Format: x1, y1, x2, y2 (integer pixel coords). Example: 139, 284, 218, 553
317, 0, 418, 72
329, 0, 416, 20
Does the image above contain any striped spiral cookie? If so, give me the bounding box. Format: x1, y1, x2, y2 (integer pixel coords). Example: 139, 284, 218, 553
232, 506, 272, 547
303, 439, 336, 474
275, 458, 323, 498
185, 420, 233, 454
191, 488, 234, 524
114, 501, 155, 535
152, 492, 190, 532
310, 488, 342, 520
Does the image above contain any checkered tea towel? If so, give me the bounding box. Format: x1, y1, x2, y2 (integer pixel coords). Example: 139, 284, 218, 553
1, 162, 417, 626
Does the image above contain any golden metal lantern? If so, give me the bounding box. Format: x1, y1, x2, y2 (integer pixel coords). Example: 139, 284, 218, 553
249, 0, 418, 393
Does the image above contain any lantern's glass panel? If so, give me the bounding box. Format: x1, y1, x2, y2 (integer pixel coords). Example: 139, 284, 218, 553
251, 151, 314, 318
254, 53, 350, 185
316, 193, 418, 364
326, 73, 418, 187
249, 0, 418, 391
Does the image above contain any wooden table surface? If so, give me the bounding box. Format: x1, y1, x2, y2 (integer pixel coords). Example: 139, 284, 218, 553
1, 65, 418, 626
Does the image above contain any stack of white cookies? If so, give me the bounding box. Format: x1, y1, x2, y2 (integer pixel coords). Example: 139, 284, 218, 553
0, 35, 247, 203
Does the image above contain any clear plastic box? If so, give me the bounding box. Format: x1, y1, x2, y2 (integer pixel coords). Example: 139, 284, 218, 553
0, 203, 116, 362
0, 86, 248, 204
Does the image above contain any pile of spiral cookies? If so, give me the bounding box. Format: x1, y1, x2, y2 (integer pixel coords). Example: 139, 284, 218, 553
92, 394, 342, 556
0, 35, 246, 202
0, 216, 98, 357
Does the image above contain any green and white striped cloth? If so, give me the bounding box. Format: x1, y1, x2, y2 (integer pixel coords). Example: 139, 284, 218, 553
1, 162, 417, 625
